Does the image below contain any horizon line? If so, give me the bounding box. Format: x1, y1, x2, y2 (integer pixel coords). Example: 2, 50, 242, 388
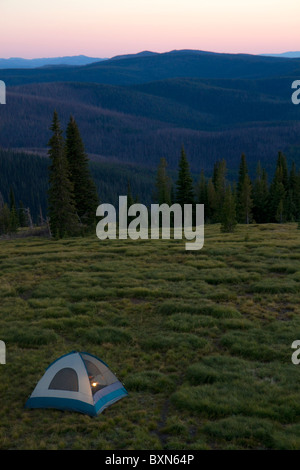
1, 48, 300, 61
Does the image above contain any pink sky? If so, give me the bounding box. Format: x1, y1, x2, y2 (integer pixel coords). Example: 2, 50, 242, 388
1, 0, 299, 58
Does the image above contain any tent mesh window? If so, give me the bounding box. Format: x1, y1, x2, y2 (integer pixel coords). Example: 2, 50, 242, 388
49, 367, 79, 392
83, 358, 115, 395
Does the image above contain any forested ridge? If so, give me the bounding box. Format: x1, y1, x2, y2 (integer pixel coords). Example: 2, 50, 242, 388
1, 112, 300, 236
0, 147, 156, 224
2, 49, 300, 86
2, 79, 300, 176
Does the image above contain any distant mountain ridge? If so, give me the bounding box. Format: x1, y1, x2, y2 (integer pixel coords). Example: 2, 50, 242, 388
0, 55, 106, 69
1, 49, 300, 71
1, 48, 300, 182
2, 76, 300, 178
1, 49, 300, 86
262, 52, 300, 58
109, 51, 159, 61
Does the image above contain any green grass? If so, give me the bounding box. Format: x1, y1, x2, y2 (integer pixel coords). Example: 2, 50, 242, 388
0, 223, 300, 449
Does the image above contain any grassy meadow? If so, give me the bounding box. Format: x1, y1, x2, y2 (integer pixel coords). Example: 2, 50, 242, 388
0, 223, 300, 450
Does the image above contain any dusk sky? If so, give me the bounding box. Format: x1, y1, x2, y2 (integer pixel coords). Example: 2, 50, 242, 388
1, 0, 299, 59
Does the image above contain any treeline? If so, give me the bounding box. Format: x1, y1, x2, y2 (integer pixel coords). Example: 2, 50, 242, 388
47, 111, 99, 238
1, 111, 300, 237
153, 147, 300, 232
3, 81, 300, 176
0, 111, 100, 237
0, 187, 36, 235
0, 148, 156, 226
0, 148, 49, 228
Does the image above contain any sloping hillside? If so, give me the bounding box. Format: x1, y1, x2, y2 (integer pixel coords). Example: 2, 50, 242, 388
1, 78, 300, 175
1, 49, 300, 86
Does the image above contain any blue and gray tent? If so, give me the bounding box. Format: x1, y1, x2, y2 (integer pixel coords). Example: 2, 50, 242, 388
25, 351, 128, 417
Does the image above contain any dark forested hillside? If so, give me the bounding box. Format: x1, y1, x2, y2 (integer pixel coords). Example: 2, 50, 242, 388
1, 50, 300, 86
0, 149, 156, 222
1, 49, 300, 206
1, 77, 300, 176
0, 149, 48, 221
0, 55, 105, 69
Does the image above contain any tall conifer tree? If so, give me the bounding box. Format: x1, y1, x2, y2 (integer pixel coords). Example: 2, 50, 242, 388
212, 159, 227, 222
196, 170, 207, 205
252, 162, 269, 223
206, 178, 217, 222
196, 170, 209, 222
65, 115, 99, 227
220, 185, 237, 233
154, 157, 172, 205
175, 146, 194, 206
47, 111, 79, 238
18, 200, 27, 227
9, 186, 19, 231
287, 161, 300, 221
236, 154, 253, 224
269, 154, 288, 222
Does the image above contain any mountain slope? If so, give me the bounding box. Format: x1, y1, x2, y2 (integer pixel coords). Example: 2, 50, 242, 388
2, 78, 300, 176
262, 52, 300, 59
0, 148, 156, 221
1, 50, 300, 86
1, 49, 300, 180
0, 55, 105, 69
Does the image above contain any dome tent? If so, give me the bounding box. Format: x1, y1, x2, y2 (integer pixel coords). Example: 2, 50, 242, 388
25, 351, 128, 417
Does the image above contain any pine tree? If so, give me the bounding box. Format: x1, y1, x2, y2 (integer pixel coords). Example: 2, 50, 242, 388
47, 111, 79, 238
175, 146, 194, 206
296, 170, 300, 223
269, 162, 287, 223
8, 187, 19, 232
276, 199, 284, 223
196, 170, 208, 221
0, 203, 12, 234
127, 181, 134, 207
9, 186, 16, 211
241, 176, 253, 224
212, 159, 227, 195
288, 162, 300, 221
126, 180, 135, 226
65, 115, 99, 227
236, 154, 253, 224
220, 185, 237, 233
154, 157, 172, 205
206, 178, 217, 223
277, 151, 289, 192
285, 188, 296, 222
212, 159, 227, 222
196, 170, 207, 204
268, 151, 291, 222
18, 201, 27, 227
252, 163, 269, 223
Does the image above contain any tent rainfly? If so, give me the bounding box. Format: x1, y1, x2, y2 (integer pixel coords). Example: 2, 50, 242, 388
25, 351, 128, 417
